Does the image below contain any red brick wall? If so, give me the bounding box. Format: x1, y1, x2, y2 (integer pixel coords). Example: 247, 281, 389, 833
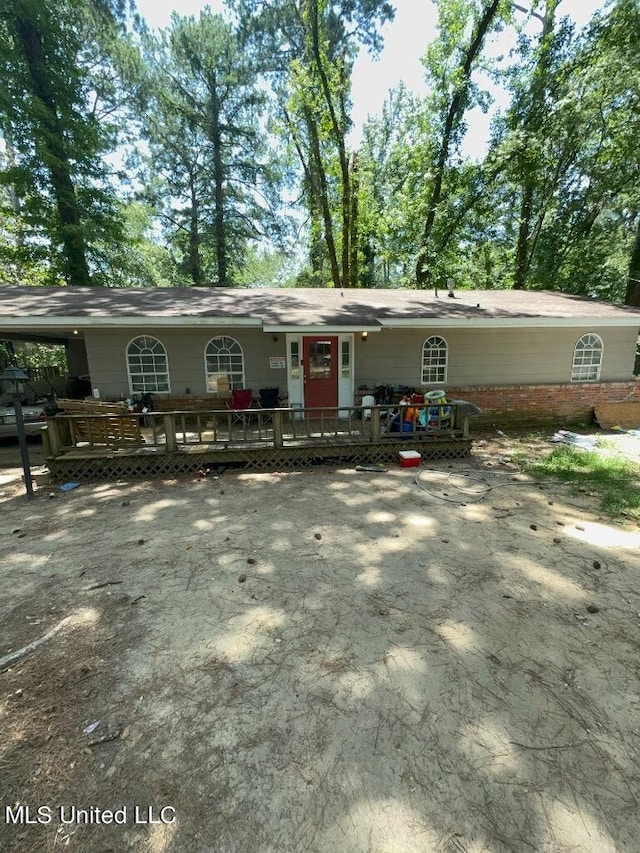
450, 381, 640, 429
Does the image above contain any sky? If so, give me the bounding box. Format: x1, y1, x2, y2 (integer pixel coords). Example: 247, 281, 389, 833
134, 0, 610, 154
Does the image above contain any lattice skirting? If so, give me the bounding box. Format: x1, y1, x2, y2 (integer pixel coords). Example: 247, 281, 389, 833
47, 439, 472, 482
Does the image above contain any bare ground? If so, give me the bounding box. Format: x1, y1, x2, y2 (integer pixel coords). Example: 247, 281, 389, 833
1, 437, 640, 852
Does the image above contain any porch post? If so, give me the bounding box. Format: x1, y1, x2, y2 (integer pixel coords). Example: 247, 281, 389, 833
371, 406, 381, 438
46, 418, 64, 457
164, 414, 177, 453
273, 410, 284, 448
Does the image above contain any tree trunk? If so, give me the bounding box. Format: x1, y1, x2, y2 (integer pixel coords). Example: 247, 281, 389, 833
309, 191, 326, 279
338, 56, 351, 288
415, 0, 501, 287
357, 239, 375, 287
2, 125, 23, 235
210, 73, 228, 286
307, 115, 341, 288
513, 184, 534, 289
624, 217, 640, 306
16, 13, 92, 285
283, 105, 325, 280
511, 0, 559, 290
309, 0, 350, 288
349, 153, 359, 288
188, 168, 203, 285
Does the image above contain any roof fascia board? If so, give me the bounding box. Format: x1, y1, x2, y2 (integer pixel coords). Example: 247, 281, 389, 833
262, 324, 381, 333
379, 317, 640, 328
2, 316, 639, 331
1, 316, 263, 328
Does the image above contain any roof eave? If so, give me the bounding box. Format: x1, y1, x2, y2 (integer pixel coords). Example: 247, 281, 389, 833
262, 324, 381, 333
0, 316, 264, 328
379, 317, 640, 328
1, 315, 639, 330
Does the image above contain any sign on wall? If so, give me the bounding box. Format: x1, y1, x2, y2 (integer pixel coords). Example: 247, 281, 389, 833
269, 356, 286, 369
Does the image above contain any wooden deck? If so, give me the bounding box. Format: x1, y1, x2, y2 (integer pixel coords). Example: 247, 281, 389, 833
43, 404, 472, 480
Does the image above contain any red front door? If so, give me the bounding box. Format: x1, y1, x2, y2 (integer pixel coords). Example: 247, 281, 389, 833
303, 336, 338, 410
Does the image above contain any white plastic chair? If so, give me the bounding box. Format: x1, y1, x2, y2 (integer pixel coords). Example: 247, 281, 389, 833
361, 394, 376, 420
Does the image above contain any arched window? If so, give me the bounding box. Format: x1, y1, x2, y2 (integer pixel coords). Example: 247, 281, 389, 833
205, 336, 245, 392
571, 334, 603, 382
126, 336, 170, 393
421, 336, 448, 384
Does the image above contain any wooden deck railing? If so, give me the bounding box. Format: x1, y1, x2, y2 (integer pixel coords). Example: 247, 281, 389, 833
43, 404, 469, 458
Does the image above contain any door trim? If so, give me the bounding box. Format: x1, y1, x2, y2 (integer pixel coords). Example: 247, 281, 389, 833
285, 333, 354, 412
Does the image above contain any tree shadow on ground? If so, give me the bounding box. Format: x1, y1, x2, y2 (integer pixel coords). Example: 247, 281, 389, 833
1, 464, 638, 852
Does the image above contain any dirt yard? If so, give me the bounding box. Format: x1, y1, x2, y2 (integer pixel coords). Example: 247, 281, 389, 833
1, 438, 640, 853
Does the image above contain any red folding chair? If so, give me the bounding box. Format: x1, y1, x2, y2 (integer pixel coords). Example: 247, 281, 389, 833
226, 388, 254, 426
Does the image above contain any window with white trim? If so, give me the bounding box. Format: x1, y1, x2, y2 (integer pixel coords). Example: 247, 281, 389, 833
126, 336, 170, 393
571, 333, 603, 382
205, 336, 245, 391
289, 340, 300, 379
341, 340, 351, 378
421, 336, 448, 384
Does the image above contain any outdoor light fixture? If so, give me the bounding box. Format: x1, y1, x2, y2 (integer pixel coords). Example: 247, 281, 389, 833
0, 366, 33, 499
361, 331, 368, 342
272, 335, 279, 343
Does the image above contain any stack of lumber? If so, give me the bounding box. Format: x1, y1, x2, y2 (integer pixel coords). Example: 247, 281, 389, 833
151, 395, 231, 412
55, 398, 142, 445
57, 398, 129, 414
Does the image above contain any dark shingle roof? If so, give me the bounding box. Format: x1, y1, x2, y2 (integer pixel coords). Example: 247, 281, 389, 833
1, 285, 640, 327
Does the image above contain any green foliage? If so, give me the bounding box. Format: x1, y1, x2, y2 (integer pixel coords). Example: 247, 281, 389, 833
0, 0, 133, 285
0, 340, 68, 378
235, 247, 302, 288
487, 0, 640, 295
0, 342, 11, 370
358, 85, 435, 286
234, 0, 394, 288
355, 0, 640, 294
91, 202, 179, 287
0, 0, 637, 294
21, 343, 68, 376
359, 0, 509, 288
135, 11, 284, 286
526, 445, 640, 518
